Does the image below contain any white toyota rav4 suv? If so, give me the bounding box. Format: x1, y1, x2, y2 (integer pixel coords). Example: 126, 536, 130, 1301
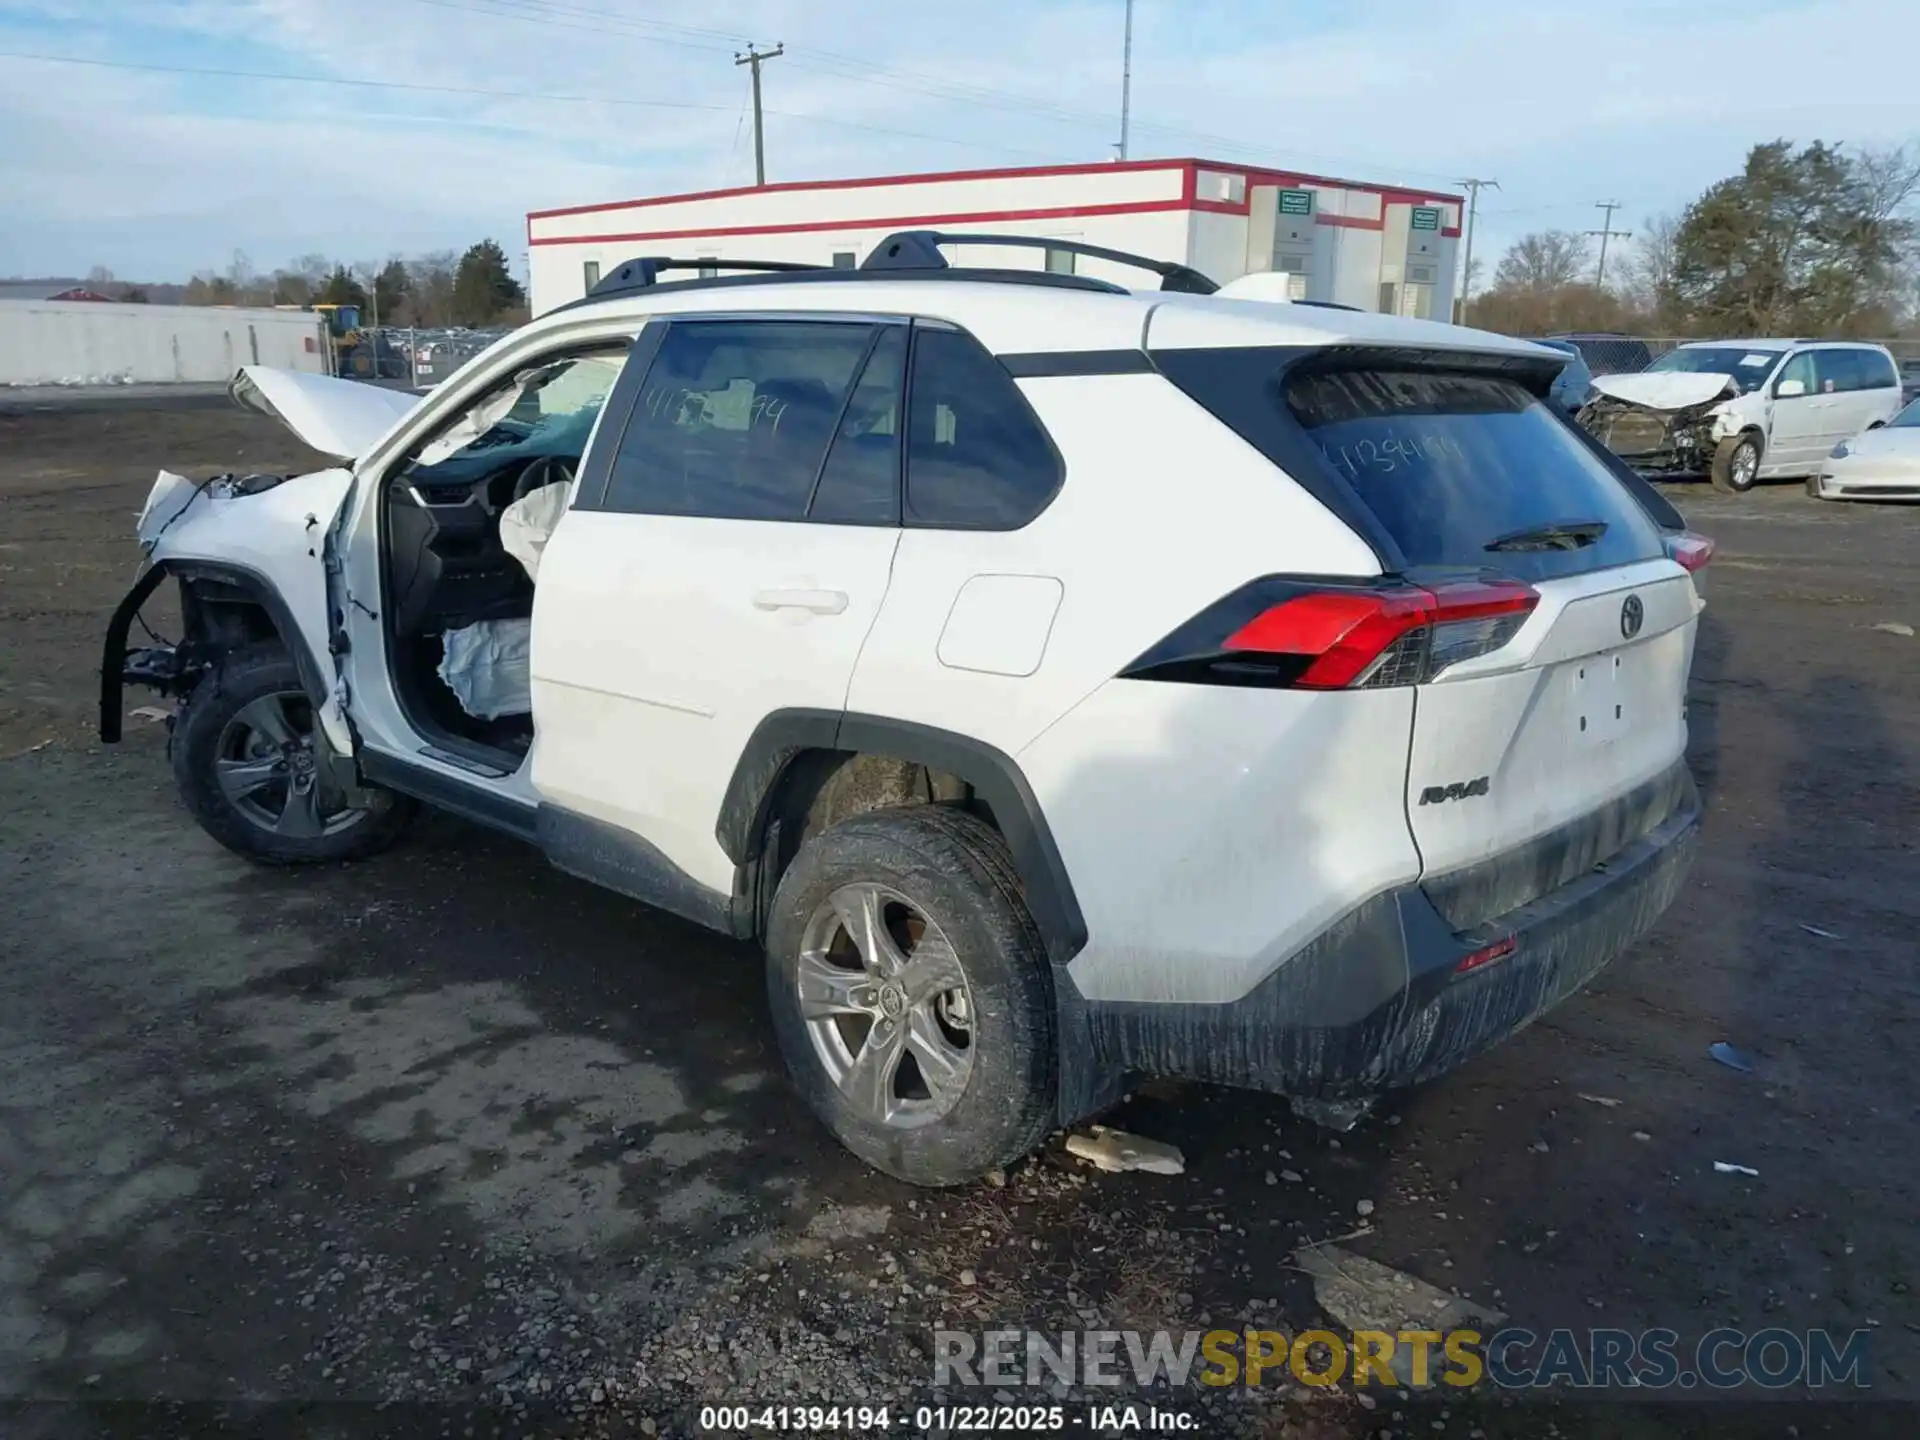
102, 234, 1711, 1185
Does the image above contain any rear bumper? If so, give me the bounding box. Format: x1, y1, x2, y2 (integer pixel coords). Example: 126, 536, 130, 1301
1055, 765, 1701, 1118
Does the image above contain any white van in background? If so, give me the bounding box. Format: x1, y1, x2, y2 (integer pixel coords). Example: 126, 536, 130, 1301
1581, 339, 1904, 493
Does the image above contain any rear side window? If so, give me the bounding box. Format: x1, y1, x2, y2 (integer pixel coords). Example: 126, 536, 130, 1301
1855, 348, 1898, 391
602, 320, 873, 520
1283, 368, 1664, 581
1811, 349, 1859, 394
904, 327, 1062, 530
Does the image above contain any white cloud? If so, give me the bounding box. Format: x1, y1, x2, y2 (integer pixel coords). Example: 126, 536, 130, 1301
1, 0, 1915, 280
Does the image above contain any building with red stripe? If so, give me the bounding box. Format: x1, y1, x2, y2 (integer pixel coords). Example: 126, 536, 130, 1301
526, 158, 1463, 317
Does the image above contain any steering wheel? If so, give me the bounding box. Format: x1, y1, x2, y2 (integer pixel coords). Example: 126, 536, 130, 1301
512, 454, 575, 504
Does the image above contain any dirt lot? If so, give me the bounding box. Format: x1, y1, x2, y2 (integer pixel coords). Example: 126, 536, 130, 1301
1, 391, 1916, 1439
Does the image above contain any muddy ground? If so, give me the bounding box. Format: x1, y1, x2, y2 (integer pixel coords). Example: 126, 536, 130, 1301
1, 391, 1916, 1439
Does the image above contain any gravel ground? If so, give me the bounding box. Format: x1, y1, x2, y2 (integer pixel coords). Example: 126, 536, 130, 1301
1, 391, 1916, 1439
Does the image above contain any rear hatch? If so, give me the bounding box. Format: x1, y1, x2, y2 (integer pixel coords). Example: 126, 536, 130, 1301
1151, 335, 1704, 929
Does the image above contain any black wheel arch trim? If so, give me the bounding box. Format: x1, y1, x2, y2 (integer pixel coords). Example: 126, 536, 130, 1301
717, 709, 1089, 966
101, 559, 330, 744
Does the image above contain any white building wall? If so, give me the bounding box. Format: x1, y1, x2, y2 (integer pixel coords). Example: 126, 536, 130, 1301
1186, 209, 1250, 288
527, 162, 1463, 321
0, 301, 326, 385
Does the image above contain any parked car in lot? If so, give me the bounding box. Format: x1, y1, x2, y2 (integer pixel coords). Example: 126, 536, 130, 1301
1578, 338, 1905, 493
410, 327, 510, 387
101, 235, 1711, 1185
1811, 396, 1920, 501
1533, 338, 1595, 415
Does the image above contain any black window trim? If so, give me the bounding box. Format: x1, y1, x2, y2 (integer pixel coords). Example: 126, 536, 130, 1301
799, 322, 904, 527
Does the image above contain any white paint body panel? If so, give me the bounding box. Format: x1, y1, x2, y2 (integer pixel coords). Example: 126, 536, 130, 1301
530, 513, 901, 890
231, 366, 422, 461
936, 575, 1065, 678
1590, 372, 1735, 411
140, 465, 353, 751
1024, 682, 1421, 1005
1406, 563, 1700, 878
844, 371, 1380, 759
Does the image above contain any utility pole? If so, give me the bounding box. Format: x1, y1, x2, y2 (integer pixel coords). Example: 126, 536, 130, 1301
734, 43, 784, 187
1586, 200, 1631, 288
1116, 0, 1134, 160
1453, 177, 1498, 323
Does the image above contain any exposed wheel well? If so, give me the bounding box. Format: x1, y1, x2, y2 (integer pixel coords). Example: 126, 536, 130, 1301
719, 711, 1088, 967
178, 574, 285, 655
751, 749, 988, 929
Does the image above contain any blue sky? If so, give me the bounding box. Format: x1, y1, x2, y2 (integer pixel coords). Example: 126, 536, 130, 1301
2, 0, 1916, 283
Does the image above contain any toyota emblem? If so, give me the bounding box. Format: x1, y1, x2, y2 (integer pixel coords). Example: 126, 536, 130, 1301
1620, 593, 1645, 639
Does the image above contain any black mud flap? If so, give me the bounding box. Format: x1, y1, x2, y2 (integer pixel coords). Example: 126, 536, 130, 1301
99, 565, 172, 743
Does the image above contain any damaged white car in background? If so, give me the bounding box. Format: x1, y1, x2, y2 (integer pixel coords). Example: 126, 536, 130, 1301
1578, 338, 1904, 494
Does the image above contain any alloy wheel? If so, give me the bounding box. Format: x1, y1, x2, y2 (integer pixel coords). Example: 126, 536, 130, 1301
213, 691, 366, 838
795, 882, 975, 1128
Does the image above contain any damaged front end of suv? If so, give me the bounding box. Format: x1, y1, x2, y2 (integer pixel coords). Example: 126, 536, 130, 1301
1577, 371, 1742, 477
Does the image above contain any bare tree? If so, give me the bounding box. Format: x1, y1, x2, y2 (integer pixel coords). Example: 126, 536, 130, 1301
1854, 141, 1920, 223
1493, 231, 1591, 293
1614, 213, 1682, 325
1855, 142, 1920, 328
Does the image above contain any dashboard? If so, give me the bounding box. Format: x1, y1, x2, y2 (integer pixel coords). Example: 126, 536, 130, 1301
384, 414, 593, 636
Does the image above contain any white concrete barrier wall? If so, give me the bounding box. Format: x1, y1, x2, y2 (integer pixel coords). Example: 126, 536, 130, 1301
0, 301, 328, 385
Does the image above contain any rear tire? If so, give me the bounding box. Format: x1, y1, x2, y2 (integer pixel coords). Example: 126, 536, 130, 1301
1710, 433, 1762, 493
171, 645, 415, 865
764, 806, 1056, 1186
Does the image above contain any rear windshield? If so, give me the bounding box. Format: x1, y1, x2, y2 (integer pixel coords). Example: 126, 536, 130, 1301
1282, 369, 1665, 581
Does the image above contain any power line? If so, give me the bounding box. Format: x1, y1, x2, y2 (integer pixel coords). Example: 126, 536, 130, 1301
0, 48, 734, 110
1585, 200, 1632, 288
0, 50, 1055, 158
734, 43, 783, 187
383, 0, 1466, 185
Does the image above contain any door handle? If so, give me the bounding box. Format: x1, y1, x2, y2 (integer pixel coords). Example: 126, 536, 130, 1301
752, 588, 848, 615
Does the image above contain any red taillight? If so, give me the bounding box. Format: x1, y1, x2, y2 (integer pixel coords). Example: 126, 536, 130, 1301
1455, 936, 1516, 975
1665, 531, 1714, 572
1223, 578, 1539, 690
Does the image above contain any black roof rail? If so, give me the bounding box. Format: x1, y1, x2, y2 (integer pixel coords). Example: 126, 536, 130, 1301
862, 231, 1218, 294
549, 261, 1129, 317
587, 256, 826, 299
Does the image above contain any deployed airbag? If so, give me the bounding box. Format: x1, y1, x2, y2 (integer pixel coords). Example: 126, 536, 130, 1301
499, 479, 572, 583
435, 479, 570, 719
438, 618, 531, 719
